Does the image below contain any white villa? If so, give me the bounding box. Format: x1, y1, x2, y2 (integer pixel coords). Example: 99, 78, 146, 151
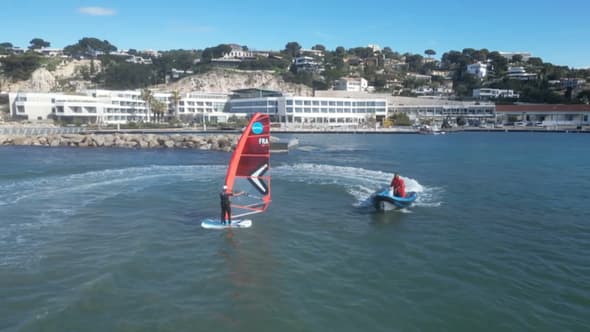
467, 62, 487, 78
334, 77, 369, 92
473, 88, 519, 99
499, 51, 532, 61
507, 67, 537, 80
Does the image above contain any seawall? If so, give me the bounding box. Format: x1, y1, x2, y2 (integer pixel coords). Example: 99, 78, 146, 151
0, 133, 239, 151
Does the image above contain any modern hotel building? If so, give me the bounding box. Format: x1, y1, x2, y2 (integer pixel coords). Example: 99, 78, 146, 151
228, 89, 388, 127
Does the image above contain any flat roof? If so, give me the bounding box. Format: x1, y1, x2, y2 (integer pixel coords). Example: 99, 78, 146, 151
497, 104, 590, 112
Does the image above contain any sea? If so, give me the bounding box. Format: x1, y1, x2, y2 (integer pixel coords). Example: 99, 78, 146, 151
1, 132, 589, 331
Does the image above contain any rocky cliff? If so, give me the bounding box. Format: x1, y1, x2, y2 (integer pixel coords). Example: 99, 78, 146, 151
0, 59, 100, 93
2, 61, 312, 96
153, 68, 313, 95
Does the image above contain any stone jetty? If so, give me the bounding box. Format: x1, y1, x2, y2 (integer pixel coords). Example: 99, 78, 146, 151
0, 133, 239, 152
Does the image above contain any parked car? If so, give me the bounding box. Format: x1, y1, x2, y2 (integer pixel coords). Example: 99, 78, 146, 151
514, 121, 527, 126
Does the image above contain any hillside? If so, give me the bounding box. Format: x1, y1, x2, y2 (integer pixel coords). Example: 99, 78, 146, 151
152, 68, 313, 95
1, 62, 312, 96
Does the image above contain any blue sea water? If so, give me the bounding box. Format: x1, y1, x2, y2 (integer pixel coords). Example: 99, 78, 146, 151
1, 132, 589, 331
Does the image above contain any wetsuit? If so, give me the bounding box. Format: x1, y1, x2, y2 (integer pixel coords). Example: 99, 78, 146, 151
220, 191, 232, 224
391, 177, 406, 198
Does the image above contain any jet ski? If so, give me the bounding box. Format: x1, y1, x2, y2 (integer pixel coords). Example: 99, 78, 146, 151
372, 188, 417, 211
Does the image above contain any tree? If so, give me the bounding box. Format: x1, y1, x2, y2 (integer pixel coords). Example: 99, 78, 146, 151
283, 42, 301, 58
512, 54, 523, 63
577, 90, 590, 104
29, 38, 50, 50
405, 54, 424, 72
0, 42, 13, 54
151, 99, 166, 123
0, 53, 42, 80
140, 89, 153, 122
170, 90, 181, 120
424, 49, 436, 58
200, 44, 232, 62
63, 37, 117, 57
527, 57, 543, 67
312, 44, 326, 51
390, 112, 411, 126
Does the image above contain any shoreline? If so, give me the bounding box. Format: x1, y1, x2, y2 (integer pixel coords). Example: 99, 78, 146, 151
1, 126, 589, 149
0, 133, 238, 150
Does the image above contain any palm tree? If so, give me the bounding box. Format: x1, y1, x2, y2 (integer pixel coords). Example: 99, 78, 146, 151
170, 90, 181, 121
151, 100, 166, 123
140, 88, 153, 123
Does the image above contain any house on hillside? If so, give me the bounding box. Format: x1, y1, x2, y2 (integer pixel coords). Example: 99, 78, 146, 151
293, 56, 323, 73
334, 77, 368, 92
473, 88, 519, 100
467, 62, 487, 78
507, 67, 536, 80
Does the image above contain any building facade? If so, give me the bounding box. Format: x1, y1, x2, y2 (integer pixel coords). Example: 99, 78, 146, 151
496, 104, 590, 127
229, 89, 388, 127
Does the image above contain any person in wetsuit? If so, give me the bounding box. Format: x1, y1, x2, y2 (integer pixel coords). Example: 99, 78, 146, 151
220, 185, 233, 225
220, 185, 245, 225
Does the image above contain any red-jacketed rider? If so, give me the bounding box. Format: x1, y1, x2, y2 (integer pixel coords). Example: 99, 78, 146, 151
390, 173, 406, 198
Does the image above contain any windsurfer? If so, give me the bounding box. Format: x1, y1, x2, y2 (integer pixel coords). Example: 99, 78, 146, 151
390, 173, 406, 198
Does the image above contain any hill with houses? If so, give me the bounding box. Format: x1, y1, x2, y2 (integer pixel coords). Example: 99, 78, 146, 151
1, 38, 590, 104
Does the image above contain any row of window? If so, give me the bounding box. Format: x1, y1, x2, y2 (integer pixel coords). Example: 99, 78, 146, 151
179, 101, 215, 106
286, 107, 384, 114
230, 100, 278, 107
286, 100, 386, 107
178, 108, 218, 113
414, 110, 494, 115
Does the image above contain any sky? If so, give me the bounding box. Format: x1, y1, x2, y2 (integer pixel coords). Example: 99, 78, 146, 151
1, 0, 589, 68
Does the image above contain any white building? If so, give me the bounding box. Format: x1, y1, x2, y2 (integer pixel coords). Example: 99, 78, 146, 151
125, 55, 153, 65
315, 91, 496, 126
473, 88, 519, 99
9, 93, 60, 121
293, 56, 322, 73
334, 77, 369, 92
467, 62, 487, 78
228, 89, 387, 127
507, 66, 536, 80
301, 49, 324, 57
223, 45, 256, 59
177, 92, 230, 123
496, 104, 590, 127
367, 44, 381, 53
406, 73, 432, 83
499, 51, 532, 61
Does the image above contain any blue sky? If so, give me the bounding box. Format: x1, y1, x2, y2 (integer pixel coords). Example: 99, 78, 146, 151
2, 0, 589, 68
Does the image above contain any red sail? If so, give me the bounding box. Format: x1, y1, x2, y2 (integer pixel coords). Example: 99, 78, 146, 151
224, 113, 271, 218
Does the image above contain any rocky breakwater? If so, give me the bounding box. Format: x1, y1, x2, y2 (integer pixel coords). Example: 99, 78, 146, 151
0, 133, 238, 151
